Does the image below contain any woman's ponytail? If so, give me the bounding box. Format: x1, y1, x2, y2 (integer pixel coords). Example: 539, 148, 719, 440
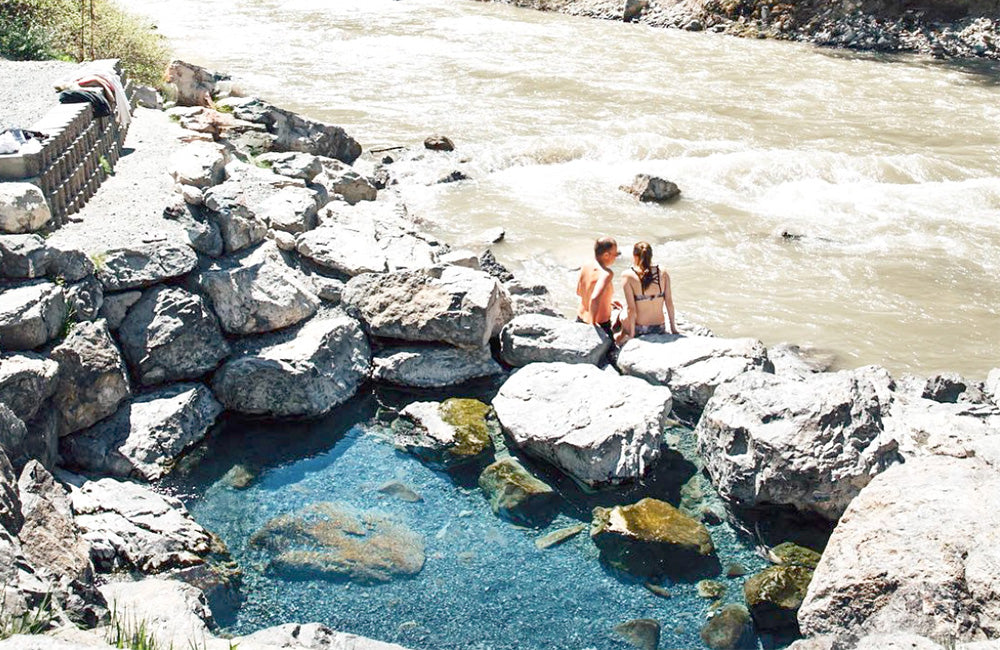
634, 241, 654, 290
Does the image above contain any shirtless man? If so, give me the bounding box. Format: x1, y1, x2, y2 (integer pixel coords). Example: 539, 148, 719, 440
576, 236, 620, 340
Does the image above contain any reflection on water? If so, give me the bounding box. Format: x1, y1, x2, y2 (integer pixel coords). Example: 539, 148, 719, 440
166, 392, 789, 650
128, 0, 1000, 377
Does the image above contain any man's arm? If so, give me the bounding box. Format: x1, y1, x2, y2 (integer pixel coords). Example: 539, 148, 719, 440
589, 270, 611, 321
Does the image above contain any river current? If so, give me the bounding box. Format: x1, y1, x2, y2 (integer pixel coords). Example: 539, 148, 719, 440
131, 0, 1000, 378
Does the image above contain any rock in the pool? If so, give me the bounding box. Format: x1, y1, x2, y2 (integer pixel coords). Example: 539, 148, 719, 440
492, 362, 672, 486
392, 398, 496, 469
744, 564, 813, 633
478, 457, 556, 526
700, 604, 751, 650
614, 618, 661, 650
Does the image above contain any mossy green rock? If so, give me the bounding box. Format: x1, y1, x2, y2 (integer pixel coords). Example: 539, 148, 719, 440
590, 497, 716, 577
743, 564, 813, 632
393, 398, 495, 469
768, 541, 821, 569
700, 604, 751, 650
613, 618, 661, 650
249, 501, 425, 584
697, 579, 726, 599
478, 457, 556, 526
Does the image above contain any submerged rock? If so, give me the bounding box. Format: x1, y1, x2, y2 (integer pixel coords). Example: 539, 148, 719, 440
535, 523, 586, 550
393, 398, 496, 469
696, 368, 899, 520
617, 334, 772, 415
744, 564, 813, 633
249, 501, 425, 583
614, 618, 661, 650
499, 314, 610, 366
478, 457, 556, 527
377, 480, 422, 503
700, 604, 751, 650
590, 498, 716, 578
492, 362, 672, 486
371, 344, 503, 388
697, 579, 726, 599
768, 541, 821, 569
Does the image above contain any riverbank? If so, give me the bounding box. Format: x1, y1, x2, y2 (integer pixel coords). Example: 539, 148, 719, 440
476, 0, 1000, 59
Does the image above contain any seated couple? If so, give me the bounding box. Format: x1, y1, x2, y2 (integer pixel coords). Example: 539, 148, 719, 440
576, 236, 679, 345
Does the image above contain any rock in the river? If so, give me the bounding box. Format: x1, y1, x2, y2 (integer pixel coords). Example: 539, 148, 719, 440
0, 280, 66, 350
393, 398, 496, 469
60, 383, 222, 481
535, 523, 587, 550
0, 353, 58, 422
312, 157, 378, 205
50, 320, 131, 436
249, 501, 424, 583
798, 455, 1000, 641
590, 498, 716, 577
499, 314, 610, 366
94, 242, 198, 291
614, 618, 661, 650
621, 174, 681, 202
168, 141, 228, 189
492, 363, 672, 486
768, 343, 834, 380
118, 287, 230, 386
343, 266, 512, 349
744, 565, 813, 633
212, 314, 371, 417
167, 59, 229, 106
68, 474, 215, 573
701, 604, 751, 650
0, 182, 51, 233
195, 244, 319, 335
371, 344, 503, 388
478, 457, 556, 526
695, 368, 899, 520
424, 135, 455, 151
617, 334, 773, 414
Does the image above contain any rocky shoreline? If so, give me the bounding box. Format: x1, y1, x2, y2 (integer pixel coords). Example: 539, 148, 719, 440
475, 0, 1000, 60
0, 58, 999, 650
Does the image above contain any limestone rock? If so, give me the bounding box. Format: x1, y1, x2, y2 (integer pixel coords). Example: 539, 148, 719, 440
798, 455, 1000, 641
50, 320, 131, 436
256, 185, 321, 234
0, 447, 22, 535
0, 353, 59, 422
695, 368, 900, 520
478, 457, 555, 526
504, 278, 561, 318
393, 399, 496, 469
223, 97, 362, 164
202, 177, 280, 254
235, 623, 413, 650
99, 290, 142, 330
883, 394, 1000, 461
492, 362, 672, 486
0, 280, 66, 350
60, 383, 222, 481
195, 244, 319, 335
622, 174, 680, 202
343, 266, 512, 349
614, 618, 660, 650
212, 315, 371, 417
499, 314, 610, 366
68, 475, 215, 573
617, 334, 773, 414
371, 344, 503, 388
100, 578, 214, 650
0, 404, 27, 469
310, 275, 345, 303
118, 287, 230, 386
438, 249, 480, 269
0, 234, 93, 282
700, 604, 751, 650
768, 343, 834, 380
163, 200, 224, 257
0, 182, 51, 233
249, 501, 424, 583
987, 368, 1000, 407
590, 498, 716, 577
313, 157, 378, 204
256, 151, 323, 181
168, 141, 229, 189
94, 242, 198, 291
744, 565, 813, 633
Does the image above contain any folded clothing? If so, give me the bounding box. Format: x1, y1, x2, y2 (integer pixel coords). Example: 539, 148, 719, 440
58, 87, 113, 117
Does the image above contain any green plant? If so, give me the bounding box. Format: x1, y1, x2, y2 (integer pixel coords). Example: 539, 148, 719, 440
0, 589, 55, 639
59, 303, 78, 339
89, 251, 107, 270
215, 103, 234, 114
105, 605, 164, 650
99, 154, 113, 175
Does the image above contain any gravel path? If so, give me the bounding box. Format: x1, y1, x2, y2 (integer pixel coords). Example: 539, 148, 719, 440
0, 58, 78, 128
47, 106, 193, 254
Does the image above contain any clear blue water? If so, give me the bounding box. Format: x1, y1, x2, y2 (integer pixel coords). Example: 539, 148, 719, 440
167, 390, 798, 650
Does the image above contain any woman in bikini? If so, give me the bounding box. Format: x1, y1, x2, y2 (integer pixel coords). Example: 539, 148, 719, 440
617, 241, 679, 344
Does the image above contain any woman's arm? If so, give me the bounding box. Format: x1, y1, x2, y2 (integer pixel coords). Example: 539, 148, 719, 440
663, 271, 679, 335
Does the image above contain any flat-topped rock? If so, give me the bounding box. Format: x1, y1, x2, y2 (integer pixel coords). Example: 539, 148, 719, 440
371, 344, 503, 388
60, 383, 222, 481
492, 362, 672, 486
118, 286, 230, 386
798, 455, 1000, 641
884, 394, 1000, 460
212, 314, 371, 417
0, 280, 66, 351
94, 242, 198, 291
256, 185, 321, 234
696, 368, 899, 520
617, 334, 773, 414
499, 313, 610, 366
195, 244, 319, 335
343, 266, 512, 349
255, 151, 323, 181
168, 141, 229, 189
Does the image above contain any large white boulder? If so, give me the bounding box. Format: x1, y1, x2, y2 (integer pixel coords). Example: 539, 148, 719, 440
212, 314, 371, 417
0, 182, 51, 234
492, 362, 672, 486
167, 141, 228, 189
343, 266, 512, 349
798, 455, 1000, 642
0, 280, 66, 351
695, 367, 900, 520
499, 314, 610, 366
617, 334, 772, 414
